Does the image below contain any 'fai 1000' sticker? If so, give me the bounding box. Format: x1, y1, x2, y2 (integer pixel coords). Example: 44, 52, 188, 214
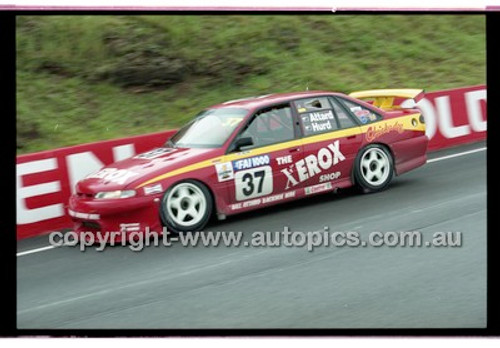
232, 155, 270, 171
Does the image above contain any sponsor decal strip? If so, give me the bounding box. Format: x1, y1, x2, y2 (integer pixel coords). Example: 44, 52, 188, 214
215, 162, 234, 182
143, 184, 163, 195
120, 223, 141, 232
305, 182, 333, 195
230, 190, 297, 211
135, 113, 422, 188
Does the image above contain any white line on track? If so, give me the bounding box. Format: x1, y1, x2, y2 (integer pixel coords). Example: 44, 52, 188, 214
427, 147, 486, 163
16, 146, 486, 258
17, 245, 57, 257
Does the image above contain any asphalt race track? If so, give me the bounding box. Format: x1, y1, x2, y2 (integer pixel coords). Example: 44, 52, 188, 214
17, 142, 487, 329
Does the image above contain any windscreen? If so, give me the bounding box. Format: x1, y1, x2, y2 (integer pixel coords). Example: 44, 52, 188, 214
168, 108, 248, 148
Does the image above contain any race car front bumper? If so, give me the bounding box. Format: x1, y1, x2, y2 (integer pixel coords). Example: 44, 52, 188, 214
68, 193, 164, 242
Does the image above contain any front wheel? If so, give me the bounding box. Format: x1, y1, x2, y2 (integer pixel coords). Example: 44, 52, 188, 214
160, 180, 213, 234
353, 144, 394, 193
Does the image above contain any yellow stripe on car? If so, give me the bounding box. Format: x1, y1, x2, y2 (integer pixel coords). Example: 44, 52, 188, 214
135, 113, 424, 188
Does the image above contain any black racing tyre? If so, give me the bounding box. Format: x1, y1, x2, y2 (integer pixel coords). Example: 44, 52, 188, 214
353, 144, 394, 193
160, 180, 213, 234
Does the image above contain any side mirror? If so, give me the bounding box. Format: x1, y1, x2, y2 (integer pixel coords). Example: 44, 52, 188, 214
233, 136, 254, 151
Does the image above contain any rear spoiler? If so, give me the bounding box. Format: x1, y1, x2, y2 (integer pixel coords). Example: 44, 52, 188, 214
348, 89, 425, 110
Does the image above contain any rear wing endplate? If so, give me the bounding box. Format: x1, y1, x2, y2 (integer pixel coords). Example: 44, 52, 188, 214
348, 89, 425, 110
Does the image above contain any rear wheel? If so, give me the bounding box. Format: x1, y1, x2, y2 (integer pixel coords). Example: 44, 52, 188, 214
160, 180, 213, 234
354, 144, 394, 193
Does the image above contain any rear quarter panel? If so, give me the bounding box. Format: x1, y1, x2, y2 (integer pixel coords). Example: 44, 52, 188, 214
359, 109, 428, 175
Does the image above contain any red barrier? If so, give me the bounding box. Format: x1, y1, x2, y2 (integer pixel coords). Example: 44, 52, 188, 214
17, 130, 176, 239
417, 85, 486, 151
16, 85, 486, 239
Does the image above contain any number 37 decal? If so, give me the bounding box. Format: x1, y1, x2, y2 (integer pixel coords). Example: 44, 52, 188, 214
235, 166, 273, 201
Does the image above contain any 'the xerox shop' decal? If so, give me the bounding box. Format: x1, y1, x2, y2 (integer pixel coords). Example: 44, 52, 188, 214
281, 140, 345, 189
235, 166, 273, 201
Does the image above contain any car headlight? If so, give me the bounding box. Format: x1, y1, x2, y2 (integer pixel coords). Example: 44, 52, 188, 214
94, 190, 136, 199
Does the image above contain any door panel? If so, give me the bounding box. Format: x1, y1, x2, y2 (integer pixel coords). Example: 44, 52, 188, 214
293, 96, 363, 192
224, 104, 305, 209
234, 160, 273, 201
301, 135, 362, 190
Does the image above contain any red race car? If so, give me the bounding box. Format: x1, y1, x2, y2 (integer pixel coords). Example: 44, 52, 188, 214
69, 89, 428, 237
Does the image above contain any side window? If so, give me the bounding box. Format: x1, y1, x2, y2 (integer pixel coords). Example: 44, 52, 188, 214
295, 97, 339, 136
329, 97, 357, 129
338, 98, 382, 125
295, 97, 331, 113
239, 104, 295, 148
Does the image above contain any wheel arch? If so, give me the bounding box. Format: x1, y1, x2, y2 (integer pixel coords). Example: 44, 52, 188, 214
351, 141, 396, 185
163, 177, 218, 216
158, 177, 218, 233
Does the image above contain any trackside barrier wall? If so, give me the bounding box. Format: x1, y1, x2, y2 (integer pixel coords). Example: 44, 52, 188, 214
17, 130, 176, 239
16, 85, 486, 239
